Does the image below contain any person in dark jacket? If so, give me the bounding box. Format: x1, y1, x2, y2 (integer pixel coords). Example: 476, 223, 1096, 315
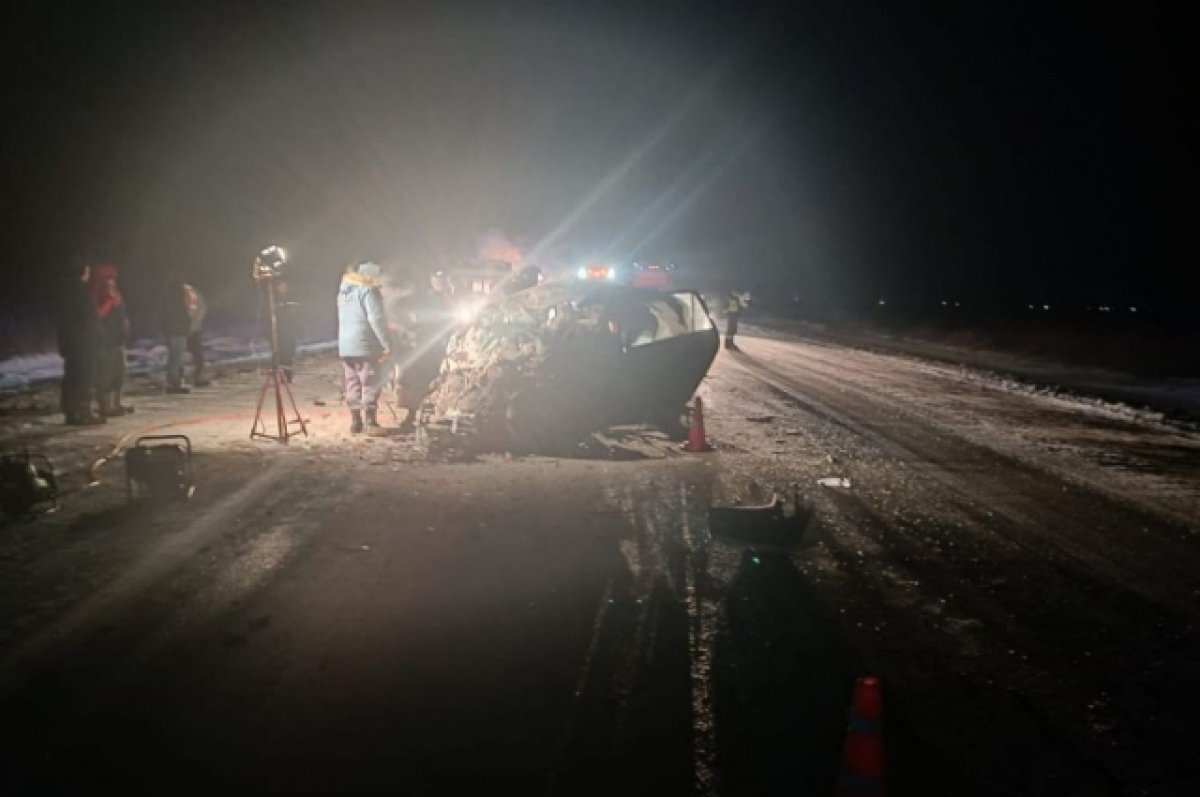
183, 283, 211, 387
394, 270, 456, 431
337, 261, 390, 434
161, 273, 192, 393
272, 279, 300, 382
57, 262, 103, 425
91, 264, 132, 417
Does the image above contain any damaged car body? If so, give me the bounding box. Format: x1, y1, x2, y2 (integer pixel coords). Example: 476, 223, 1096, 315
423, 281, 719, 453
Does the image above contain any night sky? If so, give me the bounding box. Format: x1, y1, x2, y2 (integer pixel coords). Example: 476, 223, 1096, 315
0, 1, 1191, 344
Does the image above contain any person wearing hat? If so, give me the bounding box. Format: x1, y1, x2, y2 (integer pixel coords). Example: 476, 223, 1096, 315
337, 261, 390, 434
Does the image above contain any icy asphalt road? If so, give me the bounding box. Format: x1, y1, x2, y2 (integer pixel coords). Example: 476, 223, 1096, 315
1, 332, 1198, 795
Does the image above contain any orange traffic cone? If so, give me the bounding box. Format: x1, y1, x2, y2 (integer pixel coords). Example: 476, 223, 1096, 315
681, 396, 713, 452
837, 676, 885, 796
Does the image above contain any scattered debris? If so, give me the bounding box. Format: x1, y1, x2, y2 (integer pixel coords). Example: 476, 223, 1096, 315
817, 476, 851, 488
0, 450, 59, 519
709, 488, 810, 544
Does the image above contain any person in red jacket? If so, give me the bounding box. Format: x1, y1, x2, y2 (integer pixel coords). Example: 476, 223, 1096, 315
91, 264, 132, 417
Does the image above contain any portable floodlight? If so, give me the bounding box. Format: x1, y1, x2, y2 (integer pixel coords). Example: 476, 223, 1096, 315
249, 244, 307, 443
251, 245, 287, 281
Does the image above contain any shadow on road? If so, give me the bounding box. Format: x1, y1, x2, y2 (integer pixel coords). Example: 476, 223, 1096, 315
712, 548, 856, 794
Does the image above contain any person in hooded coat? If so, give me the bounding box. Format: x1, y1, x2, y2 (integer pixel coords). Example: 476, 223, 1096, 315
57, 261, 103, 424
337, 261, 390, 434
92, 264, 132, 417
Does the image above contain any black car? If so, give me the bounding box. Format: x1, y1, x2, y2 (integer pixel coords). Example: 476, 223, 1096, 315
427, 281, 719, 453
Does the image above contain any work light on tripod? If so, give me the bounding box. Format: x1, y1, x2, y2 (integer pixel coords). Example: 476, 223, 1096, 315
252, 245, 287, 281
249, 244, 307, 443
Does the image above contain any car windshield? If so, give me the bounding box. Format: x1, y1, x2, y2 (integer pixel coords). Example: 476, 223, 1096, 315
627, 291, 714, 347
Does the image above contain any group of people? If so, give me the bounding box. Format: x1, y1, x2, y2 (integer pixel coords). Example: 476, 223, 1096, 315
56, 261, 210, 425
54, 257, 741, 433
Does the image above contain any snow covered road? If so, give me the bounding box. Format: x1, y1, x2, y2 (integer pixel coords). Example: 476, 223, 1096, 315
1, 331, 1197, 794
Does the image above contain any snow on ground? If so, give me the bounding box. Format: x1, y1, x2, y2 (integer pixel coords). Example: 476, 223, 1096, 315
750, 319, 1200, 426
732, 334, 1200, 528
3, 328, 1198, 792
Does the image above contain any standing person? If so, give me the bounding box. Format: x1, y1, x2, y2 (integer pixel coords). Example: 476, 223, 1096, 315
724, 289, 746, 350
92, 264, 131, 417
272, 279, 300, 382
395, 270, 456, 431
56, 261, 103, 425
161, 273, 191, 393
337, 261, 390, 434
183, 283, 210, 387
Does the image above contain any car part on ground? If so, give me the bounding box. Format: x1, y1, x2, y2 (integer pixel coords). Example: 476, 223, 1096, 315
708, 488, 811, 544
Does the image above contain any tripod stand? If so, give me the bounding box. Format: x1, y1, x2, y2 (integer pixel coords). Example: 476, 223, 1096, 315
250, 275, 307, 443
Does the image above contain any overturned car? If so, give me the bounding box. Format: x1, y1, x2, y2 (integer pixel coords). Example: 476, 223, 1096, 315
423, 280, 719, 453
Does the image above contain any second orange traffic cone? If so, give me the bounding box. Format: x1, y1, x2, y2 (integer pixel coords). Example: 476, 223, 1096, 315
837, 676, 886, 796
681, 396, 713, 452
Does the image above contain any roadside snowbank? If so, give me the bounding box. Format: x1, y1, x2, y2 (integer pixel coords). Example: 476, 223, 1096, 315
0, 336, 335, 394
751, 320, 1200, 427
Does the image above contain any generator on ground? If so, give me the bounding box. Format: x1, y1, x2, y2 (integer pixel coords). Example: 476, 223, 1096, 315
125, 434, 194, 503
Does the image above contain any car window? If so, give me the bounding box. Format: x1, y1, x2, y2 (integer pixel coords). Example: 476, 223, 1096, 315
627, 292, 714, 347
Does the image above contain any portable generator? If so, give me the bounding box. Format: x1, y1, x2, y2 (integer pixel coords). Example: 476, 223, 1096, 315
125, 434, 194, 503
0, 450, 59, 519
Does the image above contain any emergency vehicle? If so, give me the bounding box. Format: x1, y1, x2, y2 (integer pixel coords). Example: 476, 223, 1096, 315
630, 262, 676, 290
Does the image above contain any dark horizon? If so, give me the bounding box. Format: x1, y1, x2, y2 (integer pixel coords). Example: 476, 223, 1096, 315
1, 0, 1193, 342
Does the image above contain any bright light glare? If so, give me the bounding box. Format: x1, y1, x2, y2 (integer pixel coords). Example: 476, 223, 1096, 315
607, 268, 618, 281
260, 244, 287, 263
576, 267, 587, 280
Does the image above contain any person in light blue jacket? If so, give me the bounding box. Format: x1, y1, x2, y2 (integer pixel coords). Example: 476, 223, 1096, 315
337, 261, 390, 434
